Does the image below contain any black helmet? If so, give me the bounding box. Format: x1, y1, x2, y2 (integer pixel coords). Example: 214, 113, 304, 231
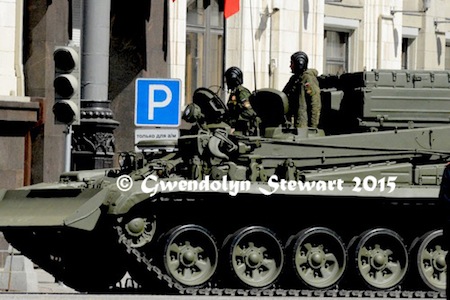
225, 66, 243, 90
291, 51, 308, 74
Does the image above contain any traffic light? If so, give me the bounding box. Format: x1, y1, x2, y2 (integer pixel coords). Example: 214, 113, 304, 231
53, 45, 80, 125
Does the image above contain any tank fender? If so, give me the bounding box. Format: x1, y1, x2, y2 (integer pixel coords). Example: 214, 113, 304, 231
0, 189, 5, 202
0, 187, 103, 229
105, 177, 163, 215
105, 175, 190, 215
64, 181, 157, 229
63, 187, 113, 230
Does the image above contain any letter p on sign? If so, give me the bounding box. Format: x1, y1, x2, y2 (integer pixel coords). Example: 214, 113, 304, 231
135, 78, 181, 126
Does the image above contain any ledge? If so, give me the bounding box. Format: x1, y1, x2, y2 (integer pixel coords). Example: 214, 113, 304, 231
0, 96, 41, 135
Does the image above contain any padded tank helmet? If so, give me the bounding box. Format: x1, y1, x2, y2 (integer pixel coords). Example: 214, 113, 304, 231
225, 66, 243, 90
290, 51, 309, 74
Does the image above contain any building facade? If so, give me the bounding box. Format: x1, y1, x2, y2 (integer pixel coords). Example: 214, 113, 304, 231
168, 0, 450, 99
0, 0, 449, 188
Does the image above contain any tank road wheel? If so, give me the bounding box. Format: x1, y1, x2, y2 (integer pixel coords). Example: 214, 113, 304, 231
228, 226, 284, 288
355, 228, 408, 290
412, 229, 447, 292
122, 215, 157, 248
290, 227, 347, 289
117, 214, 164, 291
164, 225, 218, 287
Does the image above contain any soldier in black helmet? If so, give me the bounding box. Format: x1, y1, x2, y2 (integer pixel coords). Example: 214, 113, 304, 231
224, 66, 260, 135
282, 51, 321, 128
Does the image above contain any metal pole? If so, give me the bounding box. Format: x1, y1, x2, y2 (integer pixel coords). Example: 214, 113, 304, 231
268, 8, 278, 88
64, 125, 72, 172
268, 14, 273, 87
81, 0, 111, 100
249, 0, 257, 91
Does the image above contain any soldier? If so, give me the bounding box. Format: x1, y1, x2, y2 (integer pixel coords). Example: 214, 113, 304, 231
282, 51, 321, 128
224, 66, 260, 135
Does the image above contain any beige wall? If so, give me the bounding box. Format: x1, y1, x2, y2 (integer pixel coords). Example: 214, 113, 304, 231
202, 0, 450, 92
0, 0, 24, 97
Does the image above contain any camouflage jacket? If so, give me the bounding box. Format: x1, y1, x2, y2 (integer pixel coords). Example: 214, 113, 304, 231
282, 68, 321, 128
302, 69, 321, 128
227, 85, 260, 135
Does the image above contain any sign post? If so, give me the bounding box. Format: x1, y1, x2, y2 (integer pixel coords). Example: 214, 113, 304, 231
135, 78, 181, 127
135, 78, 181, 150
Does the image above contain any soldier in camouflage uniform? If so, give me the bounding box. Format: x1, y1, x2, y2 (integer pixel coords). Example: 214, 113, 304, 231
225, 66, 261, 135
282, 51, 321, 128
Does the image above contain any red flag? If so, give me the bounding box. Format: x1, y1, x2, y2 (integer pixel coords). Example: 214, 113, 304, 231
224, 0, 239, 18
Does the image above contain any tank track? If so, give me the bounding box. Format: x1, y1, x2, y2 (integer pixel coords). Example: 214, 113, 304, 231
115, 226, 446, 299
115, 218, 446, 298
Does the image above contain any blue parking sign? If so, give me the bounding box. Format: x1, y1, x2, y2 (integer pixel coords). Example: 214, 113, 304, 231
135, 78, 181, 126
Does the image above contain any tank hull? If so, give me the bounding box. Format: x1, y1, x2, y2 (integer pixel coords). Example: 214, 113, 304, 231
1, 181, 444, 293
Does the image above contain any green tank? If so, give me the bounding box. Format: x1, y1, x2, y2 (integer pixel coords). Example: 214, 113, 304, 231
0, 69, 449, 295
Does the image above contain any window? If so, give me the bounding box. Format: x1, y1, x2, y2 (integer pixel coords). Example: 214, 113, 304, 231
446, 41, 450, 69
186, 0, 224, 103
401, 27, 419, 70
401, 38, 414, 69
324, 30, 348, 75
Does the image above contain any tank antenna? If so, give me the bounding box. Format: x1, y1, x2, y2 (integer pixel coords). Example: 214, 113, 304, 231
249, 0, 257, 91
